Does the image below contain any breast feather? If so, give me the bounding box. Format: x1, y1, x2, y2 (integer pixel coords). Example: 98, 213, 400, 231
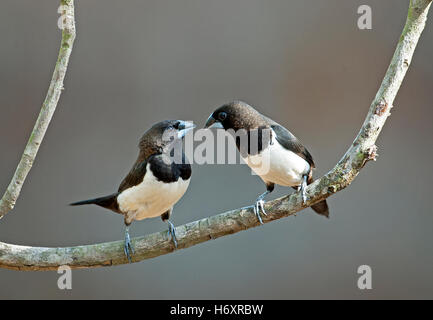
242, 133, 310, 187
117, 163, 190, 221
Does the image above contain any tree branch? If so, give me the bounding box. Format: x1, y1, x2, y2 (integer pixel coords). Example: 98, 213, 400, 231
0, 0, 431, 271
0, 0, 76, 219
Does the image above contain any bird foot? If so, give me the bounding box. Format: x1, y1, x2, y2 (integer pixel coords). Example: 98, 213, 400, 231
124, 229, 135, 263
254, 198, 267, 224
300, 175, 308, 204
167, 220, 178, 248
302, 188, 307, 204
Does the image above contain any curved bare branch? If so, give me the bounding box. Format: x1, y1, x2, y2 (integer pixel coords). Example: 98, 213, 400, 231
0, 0, 431, 271
0, 0, 76, 219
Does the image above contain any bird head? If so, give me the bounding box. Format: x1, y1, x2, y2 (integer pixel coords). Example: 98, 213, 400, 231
204, 100, 263, 131
139, 120, 195, 156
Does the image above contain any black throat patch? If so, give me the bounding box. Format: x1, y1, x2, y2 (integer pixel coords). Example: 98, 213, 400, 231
148, 153, 192, 183
234, 126, 273, 157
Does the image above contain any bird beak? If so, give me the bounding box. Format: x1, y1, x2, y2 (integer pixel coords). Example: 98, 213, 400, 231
177, 121, 196, 139
204, 115, 224, 129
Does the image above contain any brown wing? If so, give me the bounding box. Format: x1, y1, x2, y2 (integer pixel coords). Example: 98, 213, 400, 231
118, 160, 148, 193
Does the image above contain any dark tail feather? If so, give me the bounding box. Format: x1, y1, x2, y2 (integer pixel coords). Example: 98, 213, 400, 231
70, 193, 120, 213
311, 200, 329, 218
306, 174, 329, 218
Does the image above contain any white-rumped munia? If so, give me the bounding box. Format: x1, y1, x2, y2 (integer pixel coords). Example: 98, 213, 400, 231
205, 101, 329, 223
70, 120, 194, 262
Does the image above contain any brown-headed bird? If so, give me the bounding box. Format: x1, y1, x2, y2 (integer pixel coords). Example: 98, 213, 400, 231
205, 101, 328, 223
70, 120, 194, 262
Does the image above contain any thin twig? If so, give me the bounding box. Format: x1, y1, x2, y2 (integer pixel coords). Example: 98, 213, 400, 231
0, 0, 431, 271
0, 0, 76, 219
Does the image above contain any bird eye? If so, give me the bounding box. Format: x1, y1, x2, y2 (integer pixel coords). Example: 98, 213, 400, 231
218, 112, 227, 121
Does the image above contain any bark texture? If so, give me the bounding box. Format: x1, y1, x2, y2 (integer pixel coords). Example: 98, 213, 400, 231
0, 0, 431, 271
0, 0, 76, 219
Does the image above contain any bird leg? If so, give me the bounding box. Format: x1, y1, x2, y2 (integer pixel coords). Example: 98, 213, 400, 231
124, 225, 135, 263
166, 220, 178, 248
254, 190, 271, 224
299, 174, 308, 204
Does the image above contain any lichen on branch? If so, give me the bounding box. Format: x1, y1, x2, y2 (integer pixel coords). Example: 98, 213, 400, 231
0, 0, 431, 271
0, 0, 76, 219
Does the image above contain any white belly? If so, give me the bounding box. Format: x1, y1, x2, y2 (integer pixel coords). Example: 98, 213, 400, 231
242, 134, 310, 187
117, 164, 190, 222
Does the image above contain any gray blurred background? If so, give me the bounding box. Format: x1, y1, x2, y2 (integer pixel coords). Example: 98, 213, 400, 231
0, 0, 432, 299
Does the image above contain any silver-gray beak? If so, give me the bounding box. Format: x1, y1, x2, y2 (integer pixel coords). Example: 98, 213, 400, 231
204, 115, 224, 129
178, 121, 196, 138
